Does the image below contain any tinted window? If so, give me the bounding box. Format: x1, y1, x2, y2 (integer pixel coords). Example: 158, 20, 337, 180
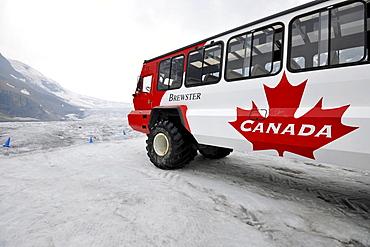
185, 43, 223, 87
225, 23, 283, 81
289, 1, 366, 71
157, 55, 184, 91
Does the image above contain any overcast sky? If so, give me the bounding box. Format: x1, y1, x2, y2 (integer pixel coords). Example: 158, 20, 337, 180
0, 0, 311, 103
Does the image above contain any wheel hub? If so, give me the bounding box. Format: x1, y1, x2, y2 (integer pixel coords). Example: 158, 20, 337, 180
153, 133, 169, 156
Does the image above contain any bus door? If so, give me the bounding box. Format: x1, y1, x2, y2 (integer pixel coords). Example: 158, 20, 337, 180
133, 75, 153, 110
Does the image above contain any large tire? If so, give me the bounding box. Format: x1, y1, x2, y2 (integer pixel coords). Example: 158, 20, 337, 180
146, 119, 197, 170
198, 144, 233, 159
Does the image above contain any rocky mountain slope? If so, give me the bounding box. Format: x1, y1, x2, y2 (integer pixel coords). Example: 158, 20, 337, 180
0, 53, 130, 121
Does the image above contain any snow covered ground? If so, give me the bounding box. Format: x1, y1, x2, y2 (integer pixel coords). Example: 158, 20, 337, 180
0, 115, 369, 247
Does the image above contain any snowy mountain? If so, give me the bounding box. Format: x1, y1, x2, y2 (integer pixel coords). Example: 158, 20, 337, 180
0, 53, 131, 121
9, 59, 130, 110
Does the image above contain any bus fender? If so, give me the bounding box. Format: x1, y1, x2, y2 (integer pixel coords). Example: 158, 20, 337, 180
148, 106, 191, 133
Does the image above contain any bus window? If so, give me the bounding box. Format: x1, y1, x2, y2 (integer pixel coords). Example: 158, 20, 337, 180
186, 49, 203, 86
226, 33, 252, 79
170, 56, 184, 89
142, 75, 152, 93
251, 27, 274, 76
225, 23, 283, 81
157, 55, 184, 91
158, 58, 171, 91
136, 75, 152, 93
202, 44, 222, 83
289, 1, 366, 71
185, 42, 223, 87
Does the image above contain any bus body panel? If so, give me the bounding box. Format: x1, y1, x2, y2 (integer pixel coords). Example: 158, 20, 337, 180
128, 0, 370, 170
159, 67, 370, 170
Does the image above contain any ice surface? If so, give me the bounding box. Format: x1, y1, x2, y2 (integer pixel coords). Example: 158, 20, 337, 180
0, 115, 369, 246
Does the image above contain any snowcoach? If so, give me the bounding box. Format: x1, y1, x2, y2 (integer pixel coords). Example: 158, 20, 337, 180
128, 0, 370, 170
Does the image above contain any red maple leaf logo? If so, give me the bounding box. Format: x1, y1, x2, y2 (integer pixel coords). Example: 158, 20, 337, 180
229, 72, 358, 159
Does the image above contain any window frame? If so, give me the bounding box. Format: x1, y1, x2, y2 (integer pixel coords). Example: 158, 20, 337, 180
287, 0, 368, 73
224, 22, 284, 82
157, 54, 185, 92
185, 41, 224, 88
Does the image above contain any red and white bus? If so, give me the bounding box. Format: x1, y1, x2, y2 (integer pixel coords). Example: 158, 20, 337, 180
128, 0, 370, 170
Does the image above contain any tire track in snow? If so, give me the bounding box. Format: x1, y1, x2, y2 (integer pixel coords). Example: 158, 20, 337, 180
265, 163, 370, 218
133, 149, 370, 246
175, 154, 370, 246
136, 168, 276, 241
188, 154, 370, 219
